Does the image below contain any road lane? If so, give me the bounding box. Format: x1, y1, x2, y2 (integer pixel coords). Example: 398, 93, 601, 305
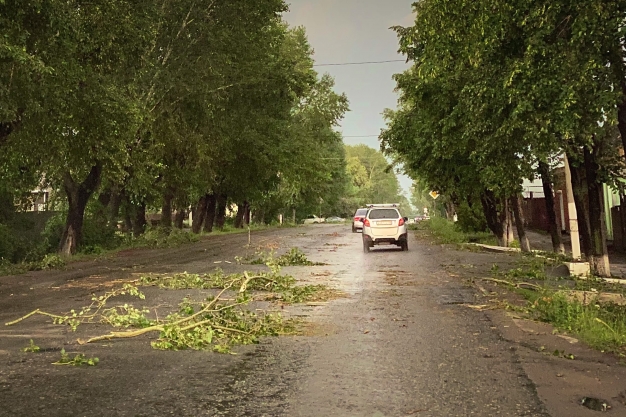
282, 225, 549, 416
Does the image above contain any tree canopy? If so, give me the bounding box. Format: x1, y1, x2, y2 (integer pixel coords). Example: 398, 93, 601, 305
0, 0, 355, 255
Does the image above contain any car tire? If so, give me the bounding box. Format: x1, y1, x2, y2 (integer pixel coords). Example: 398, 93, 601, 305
402, 241, 408, 251
352, 225, 356, 233
363, 242, 370, 253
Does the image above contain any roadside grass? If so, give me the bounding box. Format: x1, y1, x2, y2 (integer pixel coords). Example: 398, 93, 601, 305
0, 223, 293, 277
411, 217, 496, 246
487, 256, 626, 355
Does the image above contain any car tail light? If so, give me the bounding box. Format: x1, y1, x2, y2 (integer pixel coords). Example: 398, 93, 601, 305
398, 217, 405, 226
354, 217, 360, 222
363, 218, 370, 227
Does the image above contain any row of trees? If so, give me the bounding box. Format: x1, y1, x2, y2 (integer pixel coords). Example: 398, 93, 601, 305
344, 144, 411, 215
0, 1, 353, 255
381, 0, 626, 276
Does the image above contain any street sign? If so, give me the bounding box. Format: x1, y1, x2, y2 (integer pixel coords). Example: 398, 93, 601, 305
429, 191, 440, 200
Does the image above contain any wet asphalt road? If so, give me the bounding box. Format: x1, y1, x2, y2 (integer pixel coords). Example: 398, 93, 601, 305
263, 225, 548, 416
0, 224, 551, 417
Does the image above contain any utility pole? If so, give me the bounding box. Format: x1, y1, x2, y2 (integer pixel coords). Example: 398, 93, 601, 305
564, 154, 582, 260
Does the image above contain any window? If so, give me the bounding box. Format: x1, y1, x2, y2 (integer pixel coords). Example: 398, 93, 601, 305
368, 209, 400, 220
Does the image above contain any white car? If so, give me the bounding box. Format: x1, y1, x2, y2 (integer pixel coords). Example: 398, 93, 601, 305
361, 204, 408, 252
303, 215, 325, 224
352, 208, 368, 233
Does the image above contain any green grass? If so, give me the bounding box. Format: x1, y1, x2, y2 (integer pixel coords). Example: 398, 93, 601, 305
530, 292, 626, 354
412, 217, 496, 245
494, 259, 626, 355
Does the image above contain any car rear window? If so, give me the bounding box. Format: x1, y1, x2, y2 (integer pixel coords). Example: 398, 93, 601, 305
368, 209, 400, 220
355, 209, 368, 216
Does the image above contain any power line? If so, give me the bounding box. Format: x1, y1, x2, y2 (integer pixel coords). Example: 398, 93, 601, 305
313, 59, 406, 67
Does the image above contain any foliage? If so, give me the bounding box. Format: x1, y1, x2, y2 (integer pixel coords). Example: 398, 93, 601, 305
343, 145, 408, 215
21, 339, 40, 353
247, 247, 325, 267
0, 1, 354, 255
53, 349, 99, 366
415, 217, 495, 245
380, 0, 626, 251
139, 266, 331, 305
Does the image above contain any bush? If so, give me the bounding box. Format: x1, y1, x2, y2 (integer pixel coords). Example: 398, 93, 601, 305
0, 223, 17, 262
455, 199, 488, 233
38, 213, 66, 255
420, 217, 496, 245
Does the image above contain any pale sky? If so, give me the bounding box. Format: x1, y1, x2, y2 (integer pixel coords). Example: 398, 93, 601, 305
283, 0, 416, 195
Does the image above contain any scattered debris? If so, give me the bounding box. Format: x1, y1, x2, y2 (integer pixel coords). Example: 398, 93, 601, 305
580, 397, 610, 412
5, 252, 341, 354
52, 348, 99, 366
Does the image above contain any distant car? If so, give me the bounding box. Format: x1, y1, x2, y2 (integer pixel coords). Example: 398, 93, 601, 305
326, 216, 345, 223
352, 208, 368, 233
362, 204, 408, 252
303, 215, 325, 224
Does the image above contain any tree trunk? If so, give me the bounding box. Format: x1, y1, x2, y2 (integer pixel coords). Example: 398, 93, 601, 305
203, 194, 217, 233
108, 187, 122, 229
511, 195, 531, 252
161, 188, 174, 229
292, 208, 296, 225
192, 195, 208, 234
122, 194, 133, 233
480, 190, 506, 246
568, 154, 593, 259
94, 188, 111, 229
234, 203, 245, 229
505, 199, 515, 247
255, 209, 265, 225
445, 200, 456, 221
58, 164, 103, 255
244, 202, 251, 226
614, 66, 626, 162
215, 194, 227, 230
133, 202, 147, 237
174, 209, 185, 229
538, 161, 565, 254
584, 145, 611, 277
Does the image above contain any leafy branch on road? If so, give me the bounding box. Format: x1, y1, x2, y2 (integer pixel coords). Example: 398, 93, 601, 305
5, 256, 340, 354
52, 349, 99, 366
241, 247, 326, 267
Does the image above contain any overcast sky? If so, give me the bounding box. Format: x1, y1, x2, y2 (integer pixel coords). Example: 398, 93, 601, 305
283, 0, 416, 195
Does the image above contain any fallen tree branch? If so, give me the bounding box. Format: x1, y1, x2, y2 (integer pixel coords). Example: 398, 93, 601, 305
5, 309, 65, 326
480, 278, 543, 291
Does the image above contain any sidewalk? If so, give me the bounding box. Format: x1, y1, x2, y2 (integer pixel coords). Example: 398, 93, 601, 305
525, 230, 626, 278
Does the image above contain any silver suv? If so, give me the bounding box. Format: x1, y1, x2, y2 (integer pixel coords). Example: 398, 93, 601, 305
361, 204, 408, 252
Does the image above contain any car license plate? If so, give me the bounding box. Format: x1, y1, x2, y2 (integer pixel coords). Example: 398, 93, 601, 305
377, 221, 392, 226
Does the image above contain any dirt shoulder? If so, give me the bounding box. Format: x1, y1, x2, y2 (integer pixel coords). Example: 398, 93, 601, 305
434, 238, 626, 415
